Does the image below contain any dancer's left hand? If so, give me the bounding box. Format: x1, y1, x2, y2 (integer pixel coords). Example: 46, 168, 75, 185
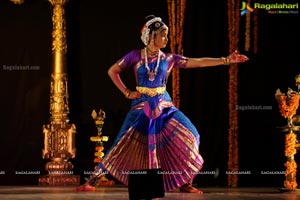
228, 50, 249, 63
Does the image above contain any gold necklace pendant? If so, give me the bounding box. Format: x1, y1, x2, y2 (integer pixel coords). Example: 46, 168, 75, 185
144, 47, 161, 82
148, 71, 156, 81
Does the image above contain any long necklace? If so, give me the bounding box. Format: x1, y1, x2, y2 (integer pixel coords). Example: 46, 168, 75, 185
144, 47, 161, 81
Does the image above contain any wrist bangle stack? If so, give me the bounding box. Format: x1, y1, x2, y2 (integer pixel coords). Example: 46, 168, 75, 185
124, 88, 131, 98
221, 57, 230, 65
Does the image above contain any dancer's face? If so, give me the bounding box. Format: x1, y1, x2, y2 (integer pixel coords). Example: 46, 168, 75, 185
154, 29, 168, 49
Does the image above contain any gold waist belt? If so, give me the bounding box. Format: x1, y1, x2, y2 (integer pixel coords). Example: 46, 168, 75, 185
136, 86, 166, 97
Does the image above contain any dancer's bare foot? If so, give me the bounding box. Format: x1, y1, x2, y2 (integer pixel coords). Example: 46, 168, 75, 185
75, 182, 95, 192
179, 184, 203, 194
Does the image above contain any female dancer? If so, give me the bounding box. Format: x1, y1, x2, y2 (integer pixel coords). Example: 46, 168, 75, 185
76, 15, 248, 194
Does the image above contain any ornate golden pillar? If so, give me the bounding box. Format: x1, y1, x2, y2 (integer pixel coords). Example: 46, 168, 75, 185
39, 0, 80, 186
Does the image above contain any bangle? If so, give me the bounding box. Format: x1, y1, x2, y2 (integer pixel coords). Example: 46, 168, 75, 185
124, 88, 131, 98
221, 57, 230, 65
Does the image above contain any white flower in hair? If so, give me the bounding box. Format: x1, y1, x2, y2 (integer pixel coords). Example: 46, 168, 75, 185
140, 17, 162, 46
141, 26, 150, 46
146, 17, 162, 26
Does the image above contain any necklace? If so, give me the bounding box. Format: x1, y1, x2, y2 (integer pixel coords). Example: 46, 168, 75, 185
144, 47, 161, 81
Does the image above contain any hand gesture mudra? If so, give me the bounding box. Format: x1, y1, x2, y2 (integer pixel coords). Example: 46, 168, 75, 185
228, 50, 249, 64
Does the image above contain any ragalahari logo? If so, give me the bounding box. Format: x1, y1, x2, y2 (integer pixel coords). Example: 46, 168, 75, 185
240, 1, 255, 16
240, 1, 298, 15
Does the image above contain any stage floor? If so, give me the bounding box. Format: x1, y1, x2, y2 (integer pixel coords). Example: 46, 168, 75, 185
0, 185, 300, 200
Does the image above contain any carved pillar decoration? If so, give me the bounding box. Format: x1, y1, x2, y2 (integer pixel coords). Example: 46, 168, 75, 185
39, 0, 80, 186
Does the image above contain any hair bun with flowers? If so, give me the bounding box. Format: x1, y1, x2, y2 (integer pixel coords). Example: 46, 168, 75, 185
140, 15, 168, 46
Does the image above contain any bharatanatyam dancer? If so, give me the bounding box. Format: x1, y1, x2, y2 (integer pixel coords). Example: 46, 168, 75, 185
76, 15, 249, 194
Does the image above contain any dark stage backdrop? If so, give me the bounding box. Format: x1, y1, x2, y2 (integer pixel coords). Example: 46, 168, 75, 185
0, 0, 299, 187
